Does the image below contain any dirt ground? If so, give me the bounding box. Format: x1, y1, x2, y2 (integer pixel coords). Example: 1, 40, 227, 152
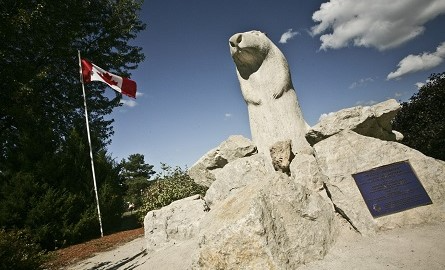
45, 227, 144, 269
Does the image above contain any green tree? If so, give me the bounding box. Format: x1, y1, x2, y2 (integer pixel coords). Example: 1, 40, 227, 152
393, 72, 445, 161
0, 0, 145, 168
0, 0, 145, 251
120, 154, 156, 209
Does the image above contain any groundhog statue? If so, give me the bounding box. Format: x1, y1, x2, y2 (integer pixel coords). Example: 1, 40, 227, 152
229, 30, 311, 163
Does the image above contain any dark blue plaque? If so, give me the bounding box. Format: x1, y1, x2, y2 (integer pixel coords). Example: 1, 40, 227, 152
352, 161, 432, 218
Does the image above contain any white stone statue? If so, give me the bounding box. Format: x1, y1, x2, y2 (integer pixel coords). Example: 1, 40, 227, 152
229, 30, 311, 160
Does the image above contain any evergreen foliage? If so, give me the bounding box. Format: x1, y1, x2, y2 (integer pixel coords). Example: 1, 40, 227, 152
393, 72, 445, 161
0, 229, 48, 270
120, 154, 156, 209
0, 0, 145, 255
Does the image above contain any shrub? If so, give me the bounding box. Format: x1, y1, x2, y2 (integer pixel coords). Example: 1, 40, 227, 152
0, 150, 125, 250
138, 164, 208, 222
0, 229, 48, 270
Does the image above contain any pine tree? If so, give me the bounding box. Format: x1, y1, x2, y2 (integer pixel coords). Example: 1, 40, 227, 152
120, 154, 156, 209
0, 0, 145, 250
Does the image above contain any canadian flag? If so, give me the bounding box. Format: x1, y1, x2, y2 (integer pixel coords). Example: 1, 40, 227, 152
81, 58, 137, 98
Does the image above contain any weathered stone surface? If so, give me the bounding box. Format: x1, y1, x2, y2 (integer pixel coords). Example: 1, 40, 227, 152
204, 154, 268, 207
193, 173, 338, 269
314, 130, 445, 235
144, 195, 208, 252
393, 130, 404, 141
270, 140, 295, 175
218, 135, 258, 162
188, 135, 257, 187
188, 161, 218, 188
229, 30, 311, 161
290, 153, 327, 191
306, 99, 401, 145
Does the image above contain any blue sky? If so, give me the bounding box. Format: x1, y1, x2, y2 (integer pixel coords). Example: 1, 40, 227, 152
107, 0, 445, 172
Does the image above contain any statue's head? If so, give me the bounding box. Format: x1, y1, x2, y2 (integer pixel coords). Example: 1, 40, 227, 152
229, 30, 271, 79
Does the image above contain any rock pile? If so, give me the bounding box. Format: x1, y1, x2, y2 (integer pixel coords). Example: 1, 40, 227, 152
144, 99, 445, 269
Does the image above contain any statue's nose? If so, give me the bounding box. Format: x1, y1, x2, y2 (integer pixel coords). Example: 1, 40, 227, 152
229, 34, 243, 47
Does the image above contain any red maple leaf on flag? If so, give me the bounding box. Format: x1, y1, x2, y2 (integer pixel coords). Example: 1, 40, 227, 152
98, 72, 119, 86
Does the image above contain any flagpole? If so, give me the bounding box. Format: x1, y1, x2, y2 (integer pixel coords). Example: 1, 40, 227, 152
78, 50, 104, 238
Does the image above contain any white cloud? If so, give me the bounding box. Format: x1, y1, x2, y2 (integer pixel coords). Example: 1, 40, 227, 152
394, 92, 403, 98
349, 77, 374, 89
224, 113, 233, 119
279, 29, 299, 44
387, 42, 445, 80
415, 77, 436, 89
120, 99, 137, 107
136, 92, 144, 98
415, 82, 425, 89
311, 0, 445, 51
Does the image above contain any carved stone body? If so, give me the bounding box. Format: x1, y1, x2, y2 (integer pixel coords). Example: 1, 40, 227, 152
229, 30, 311, 159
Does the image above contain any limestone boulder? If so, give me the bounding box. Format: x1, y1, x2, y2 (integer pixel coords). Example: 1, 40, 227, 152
218, 135, 258, 162
188, 135, 257, 187
187, 157, 219, 188
290, 153, 327, 191
314, 130, 445, 235
144, 194, 208, 252
204, 154, 268, 207
269, 140, 294, 175
393, 130, 404, 141
306, 99, 401, 145
193, 173, 338, 269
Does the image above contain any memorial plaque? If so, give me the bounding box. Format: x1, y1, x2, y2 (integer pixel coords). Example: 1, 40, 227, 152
352, 161, 432, 218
